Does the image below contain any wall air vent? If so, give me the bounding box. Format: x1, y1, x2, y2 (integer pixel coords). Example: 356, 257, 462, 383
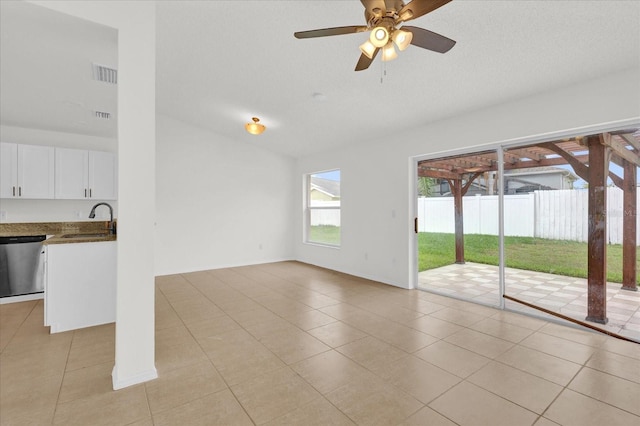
92, 63, 117, 84
95, 111, 111, 119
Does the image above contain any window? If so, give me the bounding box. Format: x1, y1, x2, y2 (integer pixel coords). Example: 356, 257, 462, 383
306, 169, 340, 246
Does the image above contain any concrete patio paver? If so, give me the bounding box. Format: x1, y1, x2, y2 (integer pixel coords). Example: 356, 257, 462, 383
419, 262, 640, 341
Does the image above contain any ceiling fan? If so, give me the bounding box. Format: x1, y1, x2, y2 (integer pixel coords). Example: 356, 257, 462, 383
294, 0, 456, 71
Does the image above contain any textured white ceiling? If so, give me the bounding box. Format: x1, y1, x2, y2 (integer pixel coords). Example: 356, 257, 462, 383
2, 1, 639, 157
155, 0, 640, 157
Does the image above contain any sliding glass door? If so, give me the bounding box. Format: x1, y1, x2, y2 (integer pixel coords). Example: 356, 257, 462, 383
416, 150, 501, 307
416, 129, 639, 340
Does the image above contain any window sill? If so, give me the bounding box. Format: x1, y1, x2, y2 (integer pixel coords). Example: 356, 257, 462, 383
303, 241, 341, 249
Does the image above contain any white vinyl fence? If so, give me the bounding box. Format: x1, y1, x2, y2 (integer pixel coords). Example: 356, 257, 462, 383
417, 188, 640, 245
310, 201, 341, 226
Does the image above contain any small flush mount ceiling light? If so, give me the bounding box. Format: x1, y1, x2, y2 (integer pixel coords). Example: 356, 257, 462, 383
369, 26, 389, 48
245, 117, 266, 135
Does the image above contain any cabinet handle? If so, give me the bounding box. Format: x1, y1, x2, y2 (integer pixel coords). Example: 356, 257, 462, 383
12, 186, 15, 196
89, 188, 92, 198
18, 187, 21, 197
84, 188, 87, 198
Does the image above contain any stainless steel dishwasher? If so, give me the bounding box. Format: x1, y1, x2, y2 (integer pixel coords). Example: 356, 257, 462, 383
0, 235, 46, 298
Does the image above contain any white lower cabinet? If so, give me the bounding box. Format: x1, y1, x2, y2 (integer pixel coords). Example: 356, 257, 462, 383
45, 241, 116, 333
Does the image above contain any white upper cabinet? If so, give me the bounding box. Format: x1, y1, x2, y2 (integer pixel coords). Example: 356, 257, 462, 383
55, 148, 117, 200
0, 142, 18, 198
1, 142, 55, 199
88, 150, 117, 200
55, 147, 89, 199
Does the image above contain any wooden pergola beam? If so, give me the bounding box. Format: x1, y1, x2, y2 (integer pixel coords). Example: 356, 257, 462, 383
539, 142, 590, 181
462, 172, 483, 195
504, 155, 589, 171
422, 154, 592, 177
585, 135, 609, 324
418, 168, 462, 180
603, 133, 640, 167
447, 173, 484, 265
507, 148, 545, 162
608, 171, 624, 190
448, 178, 465, 264
466, 155, 496, 166
620, 134, 640, 152
622, 158, 638, 291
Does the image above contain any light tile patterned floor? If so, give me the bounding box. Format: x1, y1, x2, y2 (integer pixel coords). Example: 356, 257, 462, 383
419, 262, 640, 341
1, 261, 639, 425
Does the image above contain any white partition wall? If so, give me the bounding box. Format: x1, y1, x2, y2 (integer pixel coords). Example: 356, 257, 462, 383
30, 0, 158, 390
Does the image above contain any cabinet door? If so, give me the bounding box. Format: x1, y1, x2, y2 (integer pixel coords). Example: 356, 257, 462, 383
89, 151, 117, 200
46, 241, 116, 333
0, 142, 18, 198
55, 148, 89, 199
17, 144, 55, 199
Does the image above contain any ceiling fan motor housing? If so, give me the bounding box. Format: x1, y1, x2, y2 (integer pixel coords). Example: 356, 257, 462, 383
365, 0, 406, 24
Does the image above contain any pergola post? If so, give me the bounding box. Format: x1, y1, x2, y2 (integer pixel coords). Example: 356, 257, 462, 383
451, 178, 465, 264
585, 135, 609, 324
622, 159, 638, 291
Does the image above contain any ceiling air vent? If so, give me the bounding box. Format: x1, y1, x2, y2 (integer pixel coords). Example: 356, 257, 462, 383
95, 111, 111, 119
92, 63, 117, 84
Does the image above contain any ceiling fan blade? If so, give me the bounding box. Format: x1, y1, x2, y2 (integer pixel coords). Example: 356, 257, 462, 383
355, 48, 379, 71
294, 26, 368, 39
398, 0, 452, 22
402, 25, 456, 53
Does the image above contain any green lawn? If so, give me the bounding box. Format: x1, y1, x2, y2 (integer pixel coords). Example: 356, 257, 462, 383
309, 225, 340, 246
418, 232, 639, 284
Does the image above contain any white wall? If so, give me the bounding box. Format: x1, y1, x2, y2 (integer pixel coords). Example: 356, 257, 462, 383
155, 115, 295, 276
30, 0, 157, 390
294, 68, 640, 289
0, 124, 118, 222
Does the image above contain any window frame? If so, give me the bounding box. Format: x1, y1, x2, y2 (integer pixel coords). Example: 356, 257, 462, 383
305, 169, 341, 247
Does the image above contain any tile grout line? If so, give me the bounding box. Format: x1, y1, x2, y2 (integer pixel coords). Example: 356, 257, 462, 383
155, 277, 258, 425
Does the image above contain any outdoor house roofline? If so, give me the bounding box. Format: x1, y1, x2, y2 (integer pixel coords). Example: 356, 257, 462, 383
310, 176, 340, 198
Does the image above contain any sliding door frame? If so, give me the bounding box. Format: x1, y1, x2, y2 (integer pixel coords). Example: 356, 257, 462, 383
410, 118, 639, 311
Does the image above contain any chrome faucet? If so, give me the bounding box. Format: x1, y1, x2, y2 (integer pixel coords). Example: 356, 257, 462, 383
89, 202, 116, 234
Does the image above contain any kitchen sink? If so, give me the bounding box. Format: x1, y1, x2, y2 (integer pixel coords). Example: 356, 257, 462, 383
60, 233, 111, 239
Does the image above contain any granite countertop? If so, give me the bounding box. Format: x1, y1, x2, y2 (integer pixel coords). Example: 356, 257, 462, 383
44, 233, 116, 245
0, 221, 117, 245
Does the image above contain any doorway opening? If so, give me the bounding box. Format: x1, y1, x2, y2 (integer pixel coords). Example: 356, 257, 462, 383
417, 149, 501, 307
415, 129, 639, 340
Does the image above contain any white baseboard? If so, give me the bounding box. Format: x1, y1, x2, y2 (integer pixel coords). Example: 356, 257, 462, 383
0, 293, 44, 304
112, 365, 158, 390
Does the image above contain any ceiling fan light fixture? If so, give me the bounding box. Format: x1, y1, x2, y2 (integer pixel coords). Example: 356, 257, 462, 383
381, 42, 397, 62
359, 40, 376, 59
392, 28, 413, 51
245, 117, 266, 135
370, 26, 389, 48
